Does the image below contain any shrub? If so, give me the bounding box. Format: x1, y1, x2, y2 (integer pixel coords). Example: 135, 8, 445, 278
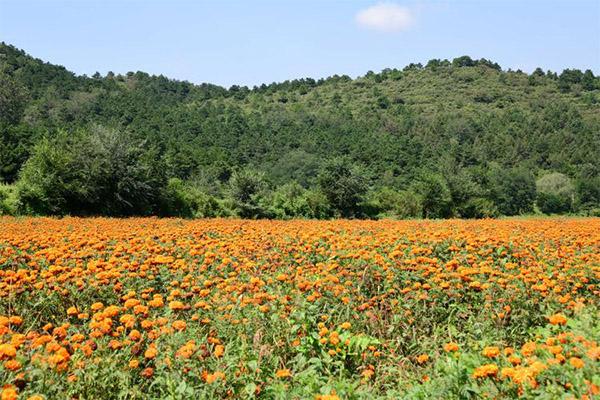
317, 157, 368, 218
228, 168, 269, 219
0, 183, 19, 215
413, 173, 452, 219
536, 172, 575, 214
362, 187, 422, 219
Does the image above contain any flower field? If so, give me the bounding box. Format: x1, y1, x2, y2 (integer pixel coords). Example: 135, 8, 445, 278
0, 217, 598, 399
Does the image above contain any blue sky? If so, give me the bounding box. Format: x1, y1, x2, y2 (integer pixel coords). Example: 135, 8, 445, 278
1, 0, 599, 87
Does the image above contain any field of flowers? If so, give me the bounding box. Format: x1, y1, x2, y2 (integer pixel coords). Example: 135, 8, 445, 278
0, 217, 598, 399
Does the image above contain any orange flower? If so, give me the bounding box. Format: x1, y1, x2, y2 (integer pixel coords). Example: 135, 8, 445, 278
205, 371, 226, 383
472, 363, 499, 379
481, 346, 500, 358
548, 314, 567, 326
0, 344, 17, 360
172, 320, 186, 331
275, 368, 292, 378
213, 344, 225, 358
340, 322, 351, 330
1, 385, 18, 400
168, 301, 185, 311
3, 359, 20, 371
144, 345, 157, 359
416, 354, 429, 364
443, 342, 459, 352
569, 357, 584, 369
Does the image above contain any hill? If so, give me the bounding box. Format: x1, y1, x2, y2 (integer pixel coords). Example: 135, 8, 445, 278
1, 42, 599, 218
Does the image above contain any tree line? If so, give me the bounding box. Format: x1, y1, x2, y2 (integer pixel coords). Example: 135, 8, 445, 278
1, 43, 599, 219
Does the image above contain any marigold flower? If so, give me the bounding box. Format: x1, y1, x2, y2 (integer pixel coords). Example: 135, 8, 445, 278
416, 354, 429, 364
168, 301, 185, 311
472, 363, 499, 379
1, 385, 18, 400
0, 344, 16, 360
548, 313, 567, 326
481, 346, 500, 358
443, 342, 459, 352
569, 357, 584, 369
340, 322, 351, 330
275, 368, 292, 378
144, 346, 157, 359
172, 320, 186, 331
3, 359, 21, 371
205, 371, 225, 383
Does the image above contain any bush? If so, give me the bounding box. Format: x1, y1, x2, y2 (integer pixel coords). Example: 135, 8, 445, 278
317, 157, 368, 218
160, 178, 223, 218
362, 187, 422, 219
413, 173, 452, 219
228, 168, 269, 219
268, 182, 310, 219
536, 173, 576, 214
459, 197, 498, 219
488, 167, 536, 216
0, 183, 19, 215
17, 126, 166, 216
303, 189, 332, 219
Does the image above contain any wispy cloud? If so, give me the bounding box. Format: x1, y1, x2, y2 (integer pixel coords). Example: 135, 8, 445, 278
355, 2, 414, 33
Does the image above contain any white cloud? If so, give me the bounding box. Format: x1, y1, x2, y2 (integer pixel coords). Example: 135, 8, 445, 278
355, 3, 414, 33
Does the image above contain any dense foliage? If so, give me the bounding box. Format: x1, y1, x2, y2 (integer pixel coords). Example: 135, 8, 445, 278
1, 43, 599, 218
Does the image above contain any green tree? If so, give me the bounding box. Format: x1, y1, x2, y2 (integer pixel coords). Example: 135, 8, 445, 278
18, 126, 165, 215
228, 168, 268, 218
488, 167, 536, 216
413, 173, 452, 219
536, 172, 575, 214
317, 157, 367, 218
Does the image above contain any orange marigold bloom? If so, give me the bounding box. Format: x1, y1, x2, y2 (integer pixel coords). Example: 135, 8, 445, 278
168, 301, 185, 311
213, 344, 224, 358
569, 357, 584, 369
416, 354, 429, 364
275, 368, 292, 378
3, 359, 21, 371
508, 355, 522, 365
205, 371, 226, 384
340, 322, 351, 330
0, 344, 17, 360
443, 342, 459, 352
548, 313, 567, 326
1, 385, 18, 400
129, 329, 142, 341
172, 320, 187, 331
472, 363, 499, 379
481, 346, 500, 358
144, 345, 157, 359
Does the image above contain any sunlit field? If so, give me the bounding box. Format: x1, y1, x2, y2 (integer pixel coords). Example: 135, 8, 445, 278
0, 217, 598, 399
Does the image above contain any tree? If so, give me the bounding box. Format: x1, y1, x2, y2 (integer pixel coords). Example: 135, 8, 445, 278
536, 173, 575, 214
488, 167, 536, 216
0, 70, 28, 126
18, 126, 165, 215
452, 56, 475, 68
228, 168, 268, 218
317, 157, 367, 218
413, 173, 452, 219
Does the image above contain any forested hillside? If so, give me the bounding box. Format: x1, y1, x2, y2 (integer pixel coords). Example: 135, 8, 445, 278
1, 42, 599, 218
